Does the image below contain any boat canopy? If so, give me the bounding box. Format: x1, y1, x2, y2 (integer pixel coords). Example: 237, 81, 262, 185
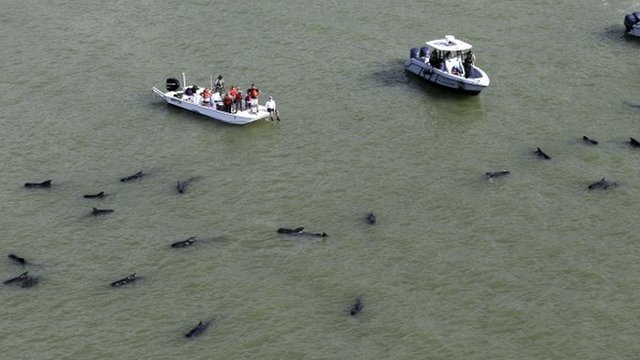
426, 35, 472, 52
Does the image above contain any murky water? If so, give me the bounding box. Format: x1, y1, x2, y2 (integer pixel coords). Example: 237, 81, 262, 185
2, 1, 640, 358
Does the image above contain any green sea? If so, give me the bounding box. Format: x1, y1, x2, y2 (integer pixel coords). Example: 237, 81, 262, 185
1, 1, 640, 359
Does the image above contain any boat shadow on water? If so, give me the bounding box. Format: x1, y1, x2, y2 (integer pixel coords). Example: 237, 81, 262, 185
601, 25, 637, 43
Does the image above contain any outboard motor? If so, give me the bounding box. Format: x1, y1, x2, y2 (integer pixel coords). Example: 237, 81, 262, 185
419, 46, 430, 58
410, 47, 419, 59
166, 78, 180, 92
624, 13, 640, 32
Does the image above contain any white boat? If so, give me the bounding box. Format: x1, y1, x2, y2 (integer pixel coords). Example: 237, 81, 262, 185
152, 74, 272, 125
624, 12, 640, 37
404, 35, 490, 95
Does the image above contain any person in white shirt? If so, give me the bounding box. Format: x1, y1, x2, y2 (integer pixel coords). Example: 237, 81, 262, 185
265, 96, 280, 121
211, 91, 223, 110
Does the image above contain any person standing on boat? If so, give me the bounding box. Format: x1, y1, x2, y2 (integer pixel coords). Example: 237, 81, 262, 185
234, 90, 243, 112
201, 88, 211, 107
211, 90, 223, 110
265, 96, 280, 121
248, 84, 261, 114
228, 86, 238, 112
463, 51, 475, 78
222, 92, 234, 112
214, 75, 225, 92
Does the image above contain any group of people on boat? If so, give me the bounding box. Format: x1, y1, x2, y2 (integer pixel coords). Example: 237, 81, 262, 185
427, 50, 476, 78
181, 76, 278, 119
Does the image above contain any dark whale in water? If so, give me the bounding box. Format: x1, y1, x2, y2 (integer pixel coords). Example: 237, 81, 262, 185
120, 171, 145, 182
350, 297, 364, 316
171, 236, 197, 248
92, 208, 114, 216
582, 136, 599, 145
629, 137, 640, 147
185, 320, 210, 338
176, 177, 201, 194
366, 212, 377, 225
8, 253, 26, 265
24, 180, 51, 188
111, 273, 137, 287
485, 170, 510, 180
3, 271, 29, 285
3, 271, 38, 288
84, 191, 105, 199
588, 177, 617, 190
534, 147, 551, 160
277, 227, 327, 237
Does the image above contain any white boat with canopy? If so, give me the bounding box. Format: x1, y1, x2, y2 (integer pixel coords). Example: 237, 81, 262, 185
404, 35, 490, 94
152, 73, 272, 125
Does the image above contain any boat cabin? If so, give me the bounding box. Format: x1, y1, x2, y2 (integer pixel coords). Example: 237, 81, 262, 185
419, 35, 479, 78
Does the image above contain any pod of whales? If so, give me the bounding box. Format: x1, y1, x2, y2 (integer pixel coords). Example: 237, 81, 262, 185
24, 180, 51, 188
111, 273, 137, 287
171, 236, 197, 248
277, 227, 328, 237
185, 320, 211, 338
120, 171, 145, 182
84, 191, 105, 199
534, 147, 551, 160
588, 177, 617, 190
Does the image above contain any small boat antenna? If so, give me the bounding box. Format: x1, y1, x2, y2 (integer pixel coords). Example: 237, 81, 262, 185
210, 74, 213, 90
182, 72, 186, 90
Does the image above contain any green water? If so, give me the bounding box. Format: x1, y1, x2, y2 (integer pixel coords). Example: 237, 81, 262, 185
1, 0, 640, 359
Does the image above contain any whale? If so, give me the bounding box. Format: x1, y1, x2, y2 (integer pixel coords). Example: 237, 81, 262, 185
629, 137, 640, 147
120, 171, 144, 182
350, 297, 363, 316
176, 181, 187, 194
3, 271, 29, 285
588, 177, 617, 190
111, 273, 136, 287
84, 191, 105, 199
534, 147, 551, 160
171, 236, 197, 248
366, 212, 377, 225
24, 180, 51, 188
185, 320, 210, 338
92, 208, 114, 216
176, 177, 201, 194
277, 227, 327, 237
485, 170, 510, 180
582, 136, 599, 145
277, 227, 305, 234
8, 254, 26, 265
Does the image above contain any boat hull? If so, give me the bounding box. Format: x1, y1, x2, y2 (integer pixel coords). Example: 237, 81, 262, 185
404, 58, 489, 95
152, 87, 271, 125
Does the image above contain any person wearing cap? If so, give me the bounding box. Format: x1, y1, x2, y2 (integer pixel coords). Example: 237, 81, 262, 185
265, 96, 280, 121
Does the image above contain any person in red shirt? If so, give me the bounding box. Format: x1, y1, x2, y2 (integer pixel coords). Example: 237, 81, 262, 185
234, 90, 243, 112
222, 93, 234, 112
247, 84, 261, 113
